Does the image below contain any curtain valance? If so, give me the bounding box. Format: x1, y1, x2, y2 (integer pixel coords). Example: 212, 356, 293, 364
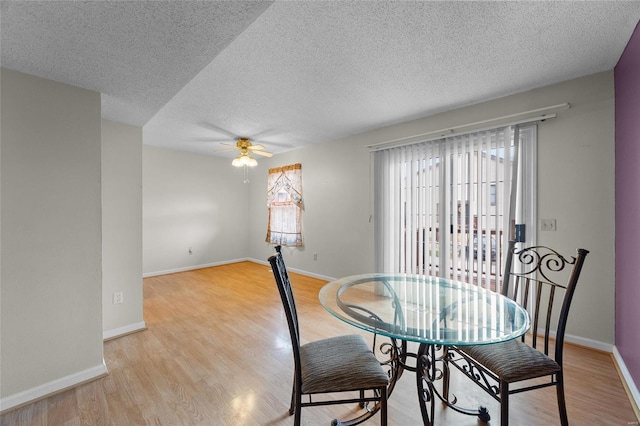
267, 163, 303, 208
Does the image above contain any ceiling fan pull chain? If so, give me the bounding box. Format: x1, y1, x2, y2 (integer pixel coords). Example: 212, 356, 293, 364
243, 165, 250, 184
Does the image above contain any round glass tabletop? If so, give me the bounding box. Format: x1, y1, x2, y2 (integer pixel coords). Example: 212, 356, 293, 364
319, 273, 530, 346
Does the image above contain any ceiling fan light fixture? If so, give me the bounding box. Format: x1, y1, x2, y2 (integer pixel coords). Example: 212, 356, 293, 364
232, 153, 258, 167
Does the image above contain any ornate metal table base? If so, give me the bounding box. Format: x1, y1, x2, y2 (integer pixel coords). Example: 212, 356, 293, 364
329, 391, 386, 426
330, 340, 493, 426
379, 341, 491, 426
415, 343, 491, 425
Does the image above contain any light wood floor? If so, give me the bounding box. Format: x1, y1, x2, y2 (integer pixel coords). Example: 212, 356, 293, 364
1, 261, 638, 425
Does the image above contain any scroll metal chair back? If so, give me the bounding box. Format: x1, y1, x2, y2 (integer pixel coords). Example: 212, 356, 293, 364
445, 241, 588, 426
268, 246, 389, 426
502, 241, 588, 364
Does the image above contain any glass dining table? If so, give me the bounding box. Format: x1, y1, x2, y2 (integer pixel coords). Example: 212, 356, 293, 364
319, 273, 530, 426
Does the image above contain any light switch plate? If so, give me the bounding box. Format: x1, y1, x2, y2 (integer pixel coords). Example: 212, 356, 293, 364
541, 218, 557, 231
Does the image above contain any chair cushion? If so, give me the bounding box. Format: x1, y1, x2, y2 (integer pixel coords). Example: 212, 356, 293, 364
458, 339, 561, 383
299, 334, 389, 394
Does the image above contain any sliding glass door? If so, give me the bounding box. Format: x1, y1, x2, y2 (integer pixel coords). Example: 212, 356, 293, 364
374, 125, 536, 292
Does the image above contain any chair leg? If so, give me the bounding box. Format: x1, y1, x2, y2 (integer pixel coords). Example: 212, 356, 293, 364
500, 380, 509, 426
556, 373, 569, 426
293, 389, 302, 426
380, 386, 388, 426
289, 379, 296, 415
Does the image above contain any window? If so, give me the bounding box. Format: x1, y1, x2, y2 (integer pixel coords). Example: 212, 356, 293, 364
266, 164, 303, 247
373, 126, 535, 291
490, 183, 497, 206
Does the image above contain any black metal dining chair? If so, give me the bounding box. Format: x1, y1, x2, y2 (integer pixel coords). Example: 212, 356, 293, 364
268, 245, 389, 426
444, 241, 589, 426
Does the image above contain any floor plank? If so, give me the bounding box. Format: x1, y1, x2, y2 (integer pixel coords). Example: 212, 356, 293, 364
1, 261, 637, 425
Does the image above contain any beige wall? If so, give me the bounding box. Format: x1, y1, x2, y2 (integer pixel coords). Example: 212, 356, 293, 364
0, 69, 105, 407
248, 135, 375, 279
102, 119, 144, 338
142, 145, 251, 275
248, 71, 616, 347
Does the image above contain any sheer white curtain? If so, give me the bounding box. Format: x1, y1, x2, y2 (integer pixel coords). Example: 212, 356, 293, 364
374, 126, 520, 291
266, 163, 303, 247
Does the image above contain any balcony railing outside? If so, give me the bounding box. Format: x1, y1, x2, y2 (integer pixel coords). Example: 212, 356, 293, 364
408, 227, 504, 292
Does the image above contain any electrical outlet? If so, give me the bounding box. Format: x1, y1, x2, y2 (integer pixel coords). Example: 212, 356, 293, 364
313, 253, 318, 261
540, 218, 557, 231
113, 292, 123, 304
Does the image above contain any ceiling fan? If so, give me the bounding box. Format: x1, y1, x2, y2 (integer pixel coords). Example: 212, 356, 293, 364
216, 137, 273, 167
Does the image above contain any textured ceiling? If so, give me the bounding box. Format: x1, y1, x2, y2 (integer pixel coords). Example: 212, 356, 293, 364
2, 1, 639, 158
1, 1, 273, 126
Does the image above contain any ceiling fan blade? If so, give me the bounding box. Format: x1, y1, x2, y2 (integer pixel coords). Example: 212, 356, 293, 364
196, 122, 237, 139
190, 137, 230, 143
213, 148, 237, 153
248, 144, 266, 151
219, 141, 236, 147
252, 150, 273, 158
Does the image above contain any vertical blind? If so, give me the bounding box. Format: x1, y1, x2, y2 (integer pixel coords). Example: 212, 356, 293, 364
374, 127, 518, 291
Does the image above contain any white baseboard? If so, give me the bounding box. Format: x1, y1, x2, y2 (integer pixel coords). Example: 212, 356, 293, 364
249, 258, 336, 282
103, 321, 147, 341
154, 257, 337, 282
564, 333, 613, 353
143, 258, 249, 278
613, 346, 640, 416
0, 361, 109, 414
